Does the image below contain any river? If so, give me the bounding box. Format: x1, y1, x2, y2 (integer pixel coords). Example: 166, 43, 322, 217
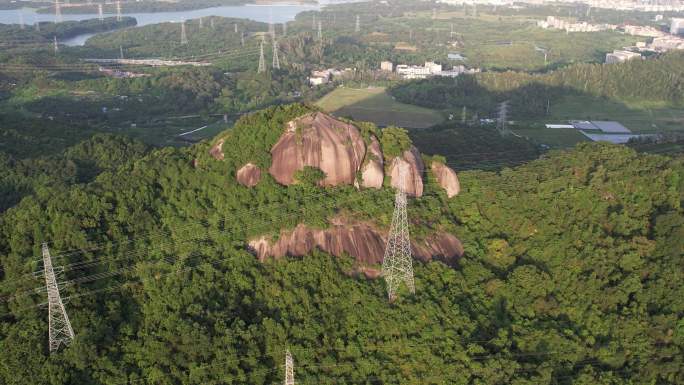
0, 3, 321, 46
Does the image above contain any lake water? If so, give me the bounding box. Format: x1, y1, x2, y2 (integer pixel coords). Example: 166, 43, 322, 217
0, 3, 321, 46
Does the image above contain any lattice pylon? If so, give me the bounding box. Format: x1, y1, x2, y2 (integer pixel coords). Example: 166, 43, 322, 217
284, 349, 295, 385
116, 0, 122, 22
272, 38, 280, 70
258, 39, 266, 73
382, 164, 415, 301
42, 243, 74, 352
55, 0, 62, 23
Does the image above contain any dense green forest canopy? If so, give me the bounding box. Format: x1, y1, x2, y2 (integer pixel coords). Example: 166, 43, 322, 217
0, 18, 136, 50
389, 51, 684, 118
0, 104, 683, 384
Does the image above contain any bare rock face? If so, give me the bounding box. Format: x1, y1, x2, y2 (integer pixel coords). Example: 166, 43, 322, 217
247, 219, 463, 266
236, 163, 261, 187
209, 138, 225, 160
431, 162, 460, 198
360, 136, 384, 189
269, 112, 366, 186
389, 146, 424, 197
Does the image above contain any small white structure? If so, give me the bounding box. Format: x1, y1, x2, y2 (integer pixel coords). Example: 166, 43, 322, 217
671, 18, 684, 35
380, 61, 394, 72
605, 50, 641, 64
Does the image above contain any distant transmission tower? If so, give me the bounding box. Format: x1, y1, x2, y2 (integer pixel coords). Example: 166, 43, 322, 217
355, 15, 360, 32
234, 23, 238, 33
258, 39, 266, 73
19, 11, 24, 29
282, 21, 287, 36
42, 243, 75, 352
119, 45, 124, 59
241, 31, 245, 46
497, 100, 510, 136
268, 8, 275, 38
116, 1, 122, 22
317, 20, 322, 40
199, 17, 203, 29
312, 14, 316, 30
461, 106, 467, 125
210, 17, 215, 28
284, 349, 295, 385
53, 36, 59, 54
272, 38, 280, 69
55, 0, 62, 23
382, 165, 415, 301
98, 3, 103, 21
180, 19, 188, 45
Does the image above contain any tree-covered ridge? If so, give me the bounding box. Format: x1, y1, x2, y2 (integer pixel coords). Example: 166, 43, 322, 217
0, 104, 683, 384
0, 134, 148, 212
389, 51, 684, 118
0, 18, 136, 48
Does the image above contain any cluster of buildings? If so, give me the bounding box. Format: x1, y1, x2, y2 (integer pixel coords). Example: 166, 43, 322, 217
381, 61, 479, 80
582, 0, 684, 12
308, 68, 353, 86
537, 16, 617, 32
623, 25, 666, 37
98, 67, 148, 79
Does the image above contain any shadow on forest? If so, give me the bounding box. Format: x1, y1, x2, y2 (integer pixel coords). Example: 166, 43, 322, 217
383, 78, 684, 171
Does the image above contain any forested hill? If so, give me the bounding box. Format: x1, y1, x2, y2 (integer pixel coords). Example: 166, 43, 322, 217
0, 104, 683, 384
389, 51, 684, 117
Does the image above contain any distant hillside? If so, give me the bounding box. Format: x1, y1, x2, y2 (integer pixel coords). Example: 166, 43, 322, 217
390, 51, 684, 117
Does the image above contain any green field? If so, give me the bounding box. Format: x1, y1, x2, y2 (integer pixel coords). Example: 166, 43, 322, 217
547, 96, 684, 133
513, 127, 590, 148
514, 96, 684, 148
316, 87, 444, 129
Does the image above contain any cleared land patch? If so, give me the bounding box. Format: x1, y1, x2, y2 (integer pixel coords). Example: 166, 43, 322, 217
316, 87, 444, 129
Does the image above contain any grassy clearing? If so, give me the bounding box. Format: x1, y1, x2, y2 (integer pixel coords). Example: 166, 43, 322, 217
546, 95, 684, 133
316, 87, 444, 129
513, 127, 590, 148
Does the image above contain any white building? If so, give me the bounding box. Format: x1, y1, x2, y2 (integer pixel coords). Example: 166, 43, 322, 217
380, 61, 394, 72
396, 64, 431, 79
605, 50, 641, 64
672, 18, 684, 35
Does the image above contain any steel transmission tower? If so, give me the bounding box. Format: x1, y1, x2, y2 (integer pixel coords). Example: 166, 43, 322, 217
19, 11, 24, 29
282, 21, 287, 36
180, 20, 188, 45
382, 165, 415, 301
55, 0, 62, 23
258, 39, 266, 73
272, 38, 280, 69
497, 100, 510, 136
284, 349, 295, 385
116, 1, 122, 22
42, 243, 74, 352
355, 15, 360, 32
53, 36, 59, 54
98, 3, 103, 21
317, 20, 322, 40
